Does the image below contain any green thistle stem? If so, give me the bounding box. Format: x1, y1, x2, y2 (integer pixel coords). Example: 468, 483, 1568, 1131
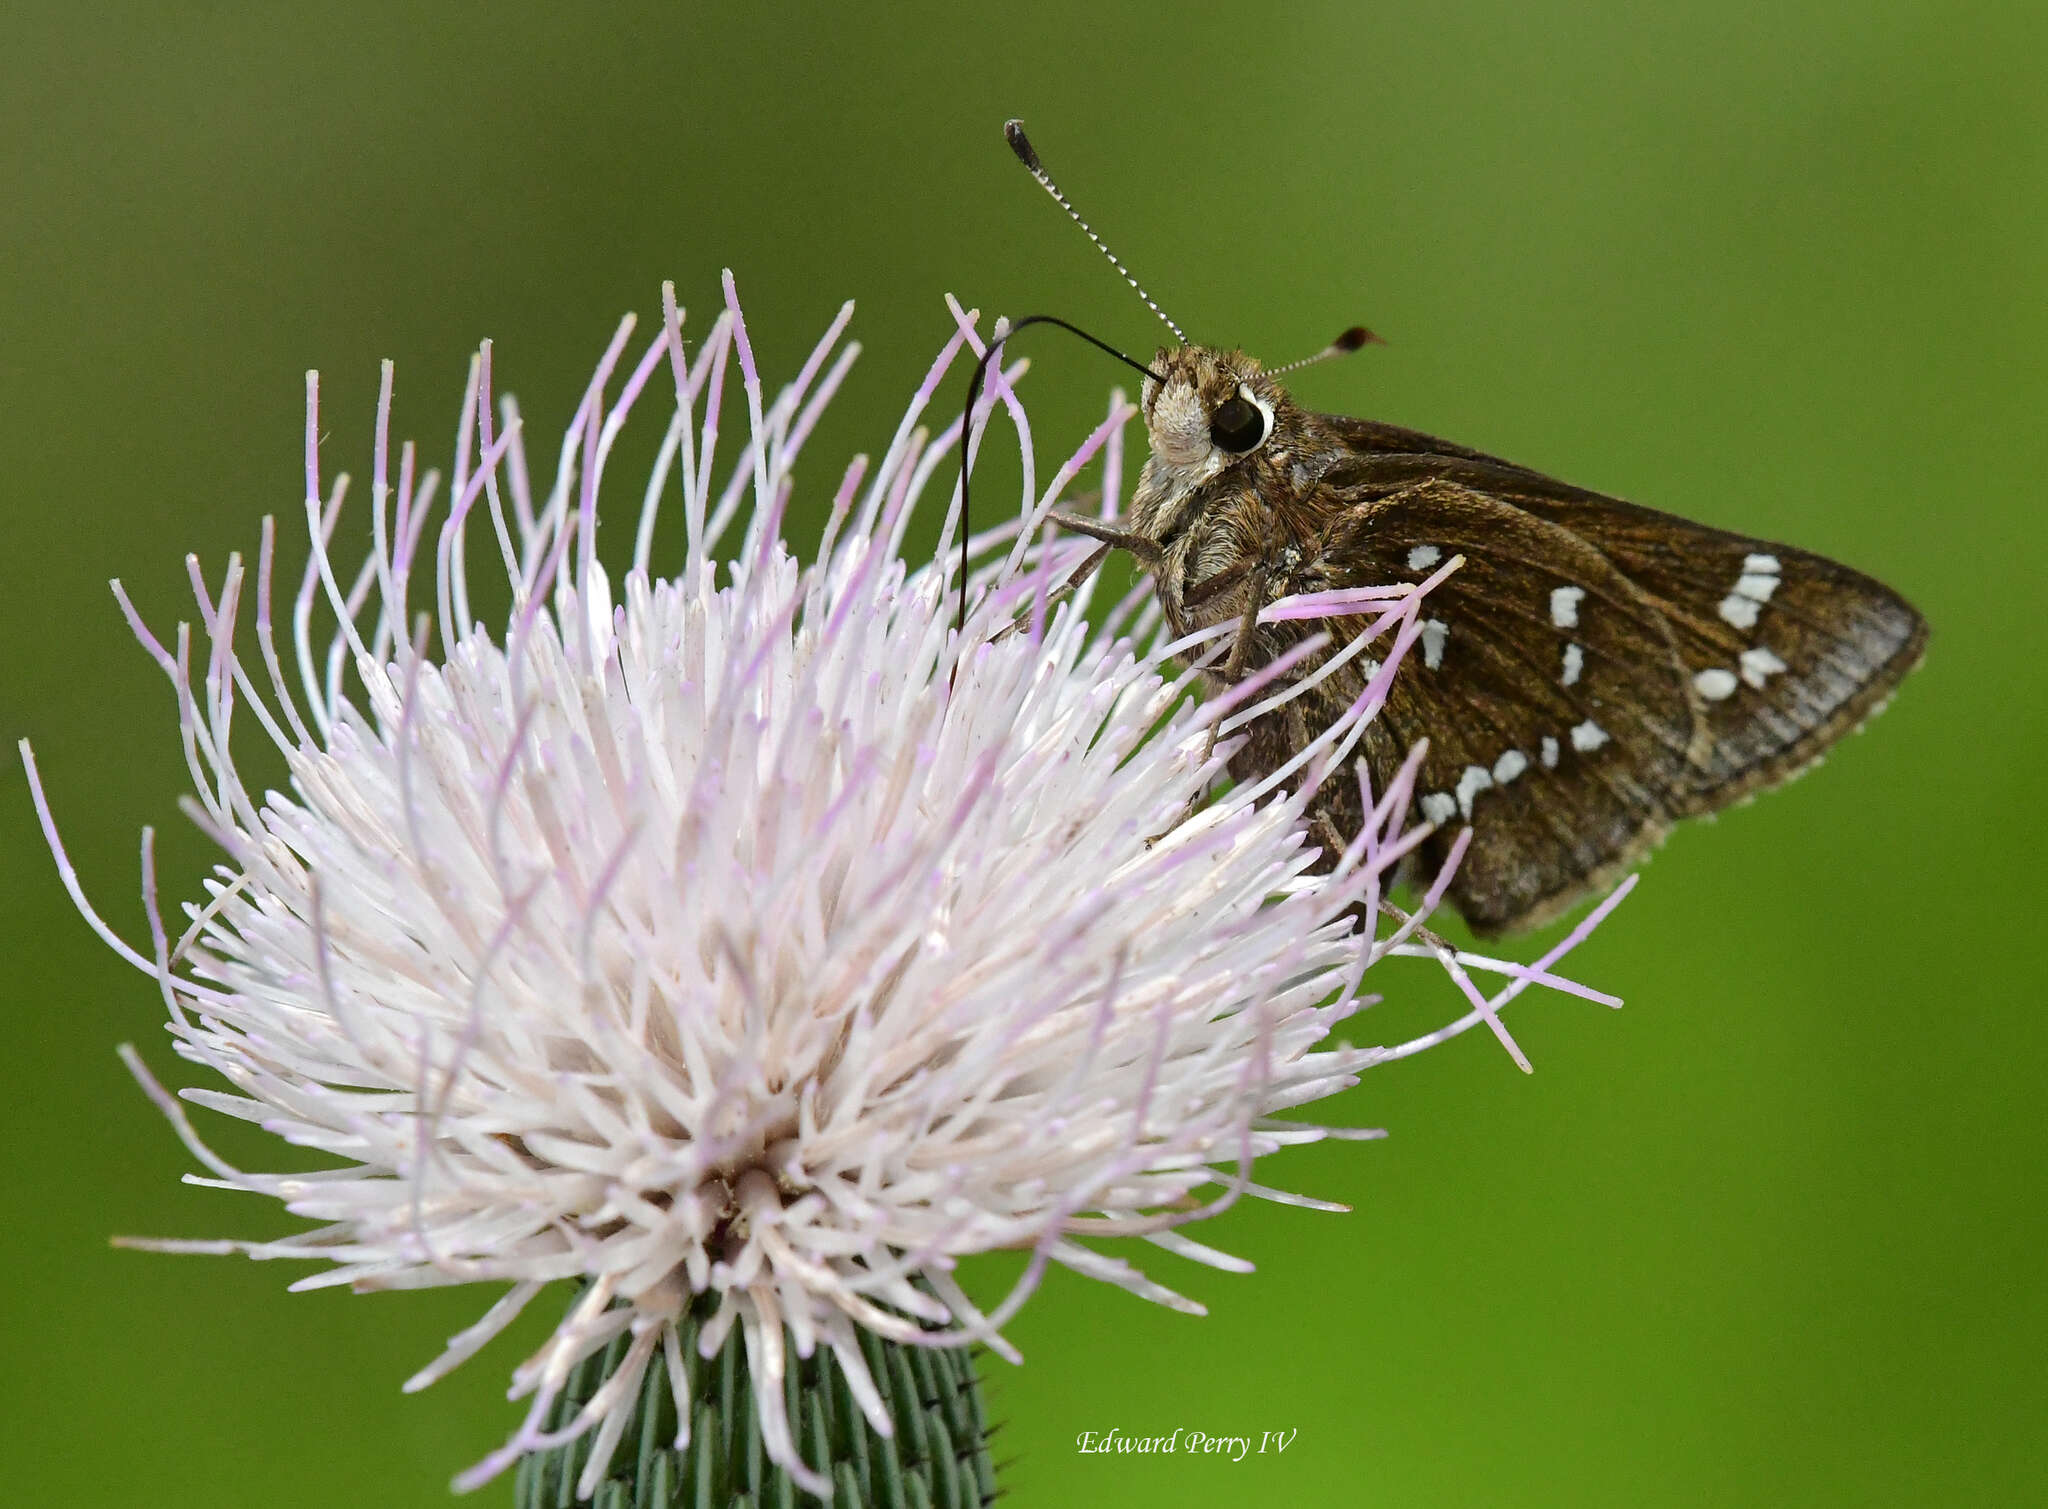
512, 1289, 999, 1508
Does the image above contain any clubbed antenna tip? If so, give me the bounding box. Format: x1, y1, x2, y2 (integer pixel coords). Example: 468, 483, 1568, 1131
1004, 119, 1041, 173
1000, 117, 1187, 344
1267, 324, 1386, 377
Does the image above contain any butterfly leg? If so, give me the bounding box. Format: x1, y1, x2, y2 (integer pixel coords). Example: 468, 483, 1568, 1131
1374, 897, 1462, 958
989, 542, 1114, 643
1180, 557, 1257, 613
1309, 810, 1465, 956
1045, 510, 1162, 567
1200, 563, 1271, 764
1140, 569, 1271, 848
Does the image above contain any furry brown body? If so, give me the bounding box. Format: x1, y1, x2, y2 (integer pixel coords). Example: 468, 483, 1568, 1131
1057, 345, 1927, 936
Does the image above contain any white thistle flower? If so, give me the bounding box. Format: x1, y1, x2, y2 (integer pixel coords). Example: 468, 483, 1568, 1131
23, 273, 1630, 1498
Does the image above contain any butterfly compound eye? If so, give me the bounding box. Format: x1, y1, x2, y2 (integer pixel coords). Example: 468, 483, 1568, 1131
1208, 392, 1268, 453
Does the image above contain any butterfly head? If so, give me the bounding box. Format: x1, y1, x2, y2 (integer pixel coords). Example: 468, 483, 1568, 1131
1141, 345, 1297, 486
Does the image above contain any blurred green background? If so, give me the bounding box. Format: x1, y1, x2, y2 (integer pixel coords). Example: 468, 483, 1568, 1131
3, 3, 2042, 1505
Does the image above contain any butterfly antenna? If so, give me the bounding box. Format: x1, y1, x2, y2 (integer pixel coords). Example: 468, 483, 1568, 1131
951, 314, 1162, 646
1267, 326, 1383, 377
1005, 120, 1188, 345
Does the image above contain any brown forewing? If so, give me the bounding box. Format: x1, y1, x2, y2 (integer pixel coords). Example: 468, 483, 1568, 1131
1319, 435, 1929, 812
1237, 420, 1926, 935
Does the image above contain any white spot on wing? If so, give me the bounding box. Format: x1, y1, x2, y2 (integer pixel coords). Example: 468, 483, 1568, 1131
1455, 764, 1493, 820
1719, 554, 1781, 627
1718, 594, 1761, 630
1570, 719, 1609, 752
1407, 544, 1442, 571
1550, 586, 1584, 629
1693, 667, 1739, 701
1734, 572, 1779, 603
1419, 792, 1457, 826
1493, 749, 1528, 784
1540, 736, 1560, 768
1421, 618, 1449, 670
1740, 647, 1787, 687
1560, 642, 1584, 686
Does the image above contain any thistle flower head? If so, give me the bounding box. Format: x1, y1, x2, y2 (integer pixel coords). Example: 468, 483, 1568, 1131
24, 274, 1628, 1497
